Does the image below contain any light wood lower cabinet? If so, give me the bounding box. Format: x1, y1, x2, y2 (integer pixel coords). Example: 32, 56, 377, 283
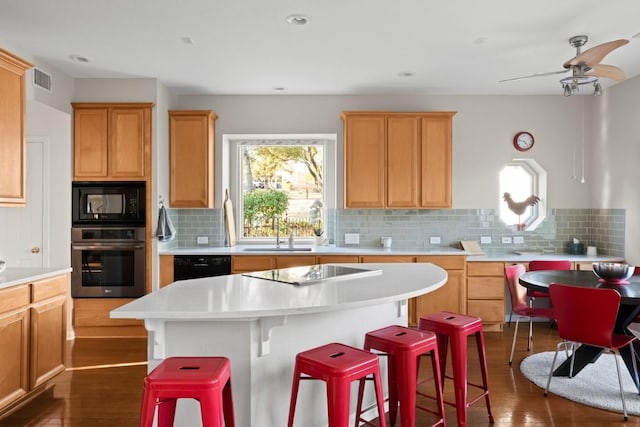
0, 273, 69, 416
413, 256, 466, 326
73, 298, 145, 338
467, 262, 506, 332
159, 255, 174, 288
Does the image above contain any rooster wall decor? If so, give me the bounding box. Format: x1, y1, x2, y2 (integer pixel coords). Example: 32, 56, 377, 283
503, 192, 541, 230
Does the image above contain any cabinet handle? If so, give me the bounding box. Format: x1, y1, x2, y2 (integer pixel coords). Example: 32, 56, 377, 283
31, 246, 41, 254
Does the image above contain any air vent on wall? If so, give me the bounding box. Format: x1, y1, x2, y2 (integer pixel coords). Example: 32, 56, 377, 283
33, 68, 52, 92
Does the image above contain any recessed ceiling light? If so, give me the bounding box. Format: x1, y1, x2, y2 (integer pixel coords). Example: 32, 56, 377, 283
273, 86, 287, 91
69, 55, 91, 63
286, 14, 310, 25
398, 72, 415, 77
474, 36, 489, 45
181, 36, 194, 45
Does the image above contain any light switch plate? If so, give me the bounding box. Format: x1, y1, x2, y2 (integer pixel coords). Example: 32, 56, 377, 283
480, 236, 492, 244
197, 236, 209, 245
344, 233, 360, 244
502, 236, 512, 244
429, 236, 441, 244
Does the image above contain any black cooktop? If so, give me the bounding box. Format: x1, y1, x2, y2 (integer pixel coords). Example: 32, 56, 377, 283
242, 265, 381, 286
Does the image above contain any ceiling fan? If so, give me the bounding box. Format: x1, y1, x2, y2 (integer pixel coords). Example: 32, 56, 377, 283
500, 35, 629, 96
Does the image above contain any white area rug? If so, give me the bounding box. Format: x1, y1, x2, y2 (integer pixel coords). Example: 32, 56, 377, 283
520, 351, 640, 415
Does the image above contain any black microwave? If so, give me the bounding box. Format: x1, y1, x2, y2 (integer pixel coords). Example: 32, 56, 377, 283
72, 181, 145, 226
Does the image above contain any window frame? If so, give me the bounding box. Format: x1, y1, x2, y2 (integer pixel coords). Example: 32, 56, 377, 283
498, 158, 547, 231
222, 133, 337, 244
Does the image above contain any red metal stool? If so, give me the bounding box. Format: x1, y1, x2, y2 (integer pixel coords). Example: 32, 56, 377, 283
139, 356, 235, 427
287, 342, 387, 427
418, 312, 494, 427
355, 325, 445, 427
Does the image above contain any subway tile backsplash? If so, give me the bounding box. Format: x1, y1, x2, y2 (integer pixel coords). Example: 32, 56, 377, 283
159, 207, 625, 258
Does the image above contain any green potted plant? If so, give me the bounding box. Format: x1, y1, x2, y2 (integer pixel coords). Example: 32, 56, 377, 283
313, 221, 324, 245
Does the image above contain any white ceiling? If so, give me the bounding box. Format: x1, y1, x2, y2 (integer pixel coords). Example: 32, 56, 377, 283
1, 0, 640, 96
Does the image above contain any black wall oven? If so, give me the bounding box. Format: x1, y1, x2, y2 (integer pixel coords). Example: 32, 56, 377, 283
71, 227, 146, 298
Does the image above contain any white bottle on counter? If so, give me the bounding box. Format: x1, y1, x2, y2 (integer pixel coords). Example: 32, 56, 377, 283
288, 234, 295, 248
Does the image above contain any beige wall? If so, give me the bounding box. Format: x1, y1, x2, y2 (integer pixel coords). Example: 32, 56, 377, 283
592, 76, 640, 264
175, 93, 594, 210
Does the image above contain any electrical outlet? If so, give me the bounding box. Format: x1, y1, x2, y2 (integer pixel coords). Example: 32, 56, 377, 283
480, 236, 492, 244
513, 236, 525, 244
501, 236, 512, 244
197, 236, 209, 245
429, 236, 441, 245
344, 233, 360, 245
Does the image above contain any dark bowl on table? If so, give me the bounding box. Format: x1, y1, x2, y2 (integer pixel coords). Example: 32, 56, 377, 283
592, 263, 635, 282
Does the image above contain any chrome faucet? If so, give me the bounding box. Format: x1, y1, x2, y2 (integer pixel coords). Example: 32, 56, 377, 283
272, 214, 281, 248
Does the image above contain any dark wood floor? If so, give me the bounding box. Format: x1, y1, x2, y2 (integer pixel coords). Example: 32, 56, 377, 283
1, 323, 639, 426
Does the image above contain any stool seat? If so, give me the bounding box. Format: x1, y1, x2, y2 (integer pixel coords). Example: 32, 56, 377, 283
356, 325, 445, 427
287, 342, 387, 427
139, 356, 235, 427
419, 312, 494, 427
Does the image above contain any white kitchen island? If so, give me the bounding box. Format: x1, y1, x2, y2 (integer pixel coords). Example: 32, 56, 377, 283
111, 263, 447, 427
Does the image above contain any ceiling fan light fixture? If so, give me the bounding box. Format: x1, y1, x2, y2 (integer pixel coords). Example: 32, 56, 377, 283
594, 82, 603, 96
563, 84, 572, 97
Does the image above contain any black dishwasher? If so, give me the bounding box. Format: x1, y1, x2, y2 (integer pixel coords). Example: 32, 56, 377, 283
173, 255, 232, 280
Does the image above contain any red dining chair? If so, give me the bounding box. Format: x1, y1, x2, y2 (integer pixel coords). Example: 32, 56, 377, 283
546, 283, 639, 421
505, 264, 555, 364
525, 260, 572, 307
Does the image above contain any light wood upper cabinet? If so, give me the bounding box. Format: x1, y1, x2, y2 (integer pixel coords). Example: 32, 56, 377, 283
342, 111, 456, 209
0, 49, 32, 206
343, 114, 386, 208
169, 110, 217, 208
72, 103, 153, 180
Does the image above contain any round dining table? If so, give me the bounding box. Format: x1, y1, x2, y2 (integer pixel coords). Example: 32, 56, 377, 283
519, 269, 640, 387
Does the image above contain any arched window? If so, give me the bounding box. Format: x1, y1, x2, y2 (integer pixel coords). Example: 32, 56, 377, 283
499, 159, 547, 231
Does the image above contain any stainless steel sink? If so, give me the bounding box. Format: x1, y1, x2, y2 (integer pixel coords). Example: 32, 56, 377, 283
241, 247, 313, 252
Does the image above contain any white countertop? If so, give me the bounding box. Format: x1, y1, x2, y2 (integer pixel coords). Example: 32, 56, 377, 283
0, 267, 72, 290
161, 244, 466, 256
160, 244, 624, 263
111, 262, 447, 320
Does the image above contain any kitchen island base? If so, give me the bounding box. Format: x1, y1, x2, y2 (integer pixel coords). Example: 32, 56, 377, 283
145, 301, 404, 427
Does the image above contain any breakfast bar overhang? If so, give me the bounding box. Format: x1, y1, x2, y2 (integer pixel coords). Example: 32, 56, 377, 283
111, 263, 447, 427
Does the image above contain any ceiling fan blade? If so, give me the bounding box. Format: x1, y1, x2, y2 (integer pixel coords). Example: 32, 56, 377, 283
499, 69, 568, 83
585, 64, 626, 81
563, 39, 629, 68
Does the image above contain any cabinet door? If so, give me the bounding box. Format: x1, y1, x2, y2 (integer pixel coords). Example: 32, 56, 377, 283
420, 114, 453, 208
169, 111, 216, 208
109, 108, 149, 178
387, 116, 421, 208
0, 50, 30, 206
343, 114, 386, 208
30, 296, 66, 389
0, 309, 29, 410
160, 255, 175, 288
414, 269, 465, 320
73, 108, 109, 178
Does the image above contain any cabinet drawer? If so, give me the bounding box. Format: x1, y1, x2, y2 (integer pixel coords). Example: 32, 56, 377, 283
360, 256, 414, 263
316, 256, 359, 264
467, 262, 504, 276
416, 255, 465, 270
275, 256, 316, 269
231, 256, 275, 273
467, 300, 504, 322
467, 277, 505, 299
0, 284, 30, 313
31, 274, 68, 303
